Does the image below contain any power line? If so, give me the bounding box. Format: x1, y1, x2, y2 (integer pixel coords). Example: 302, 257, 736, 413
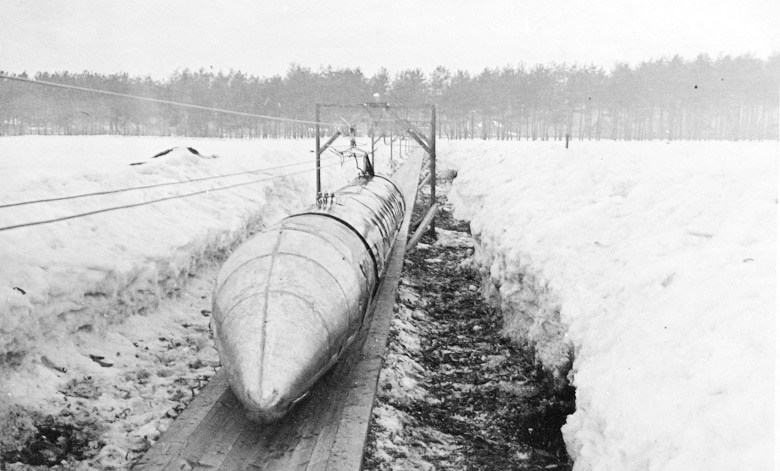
0, 161, 342, 232
0, 154, 337, 209
0, 73, 331, 127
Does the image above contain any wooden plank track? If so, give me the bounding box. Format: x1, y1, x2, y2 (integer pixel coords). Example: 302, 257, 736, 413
135, 154, 423, 471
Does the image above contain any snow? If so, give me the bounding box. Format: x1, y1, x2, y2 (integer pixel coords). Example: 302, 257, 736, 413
0, 135, 371, 466
0, 135, 774, 469
0, 136, 370, 364
444, 140, 776, 470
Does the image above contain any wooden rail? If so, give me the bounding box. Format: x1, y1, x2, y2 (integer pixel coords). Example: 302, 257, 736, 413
135, 154, 422, 471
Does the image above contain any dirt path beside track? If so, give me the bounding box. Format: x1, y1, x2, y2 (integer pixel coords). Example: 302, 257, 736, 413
363, 183, 574, 471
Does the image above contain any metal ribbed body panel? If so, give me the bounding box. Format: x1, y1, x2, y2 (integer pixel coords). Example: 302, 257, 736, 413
212, 176, 405, 421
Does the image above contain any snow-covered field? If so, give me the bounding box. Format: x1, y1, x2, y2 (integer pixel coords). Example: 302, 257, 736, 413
0, 136, 373, 466
0, 136, 361, 369
443, 140, 776, 470
0, 136, 775, 469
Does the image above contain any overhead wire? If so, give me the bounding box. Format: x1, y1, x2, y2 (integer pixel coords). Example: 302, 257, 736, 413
0, 76, 435, 231
0, 161, 343, 233
0, 74, 458, 140
0, 75, 386, 233
0, 154, 338, 209
0, 73, 335, 127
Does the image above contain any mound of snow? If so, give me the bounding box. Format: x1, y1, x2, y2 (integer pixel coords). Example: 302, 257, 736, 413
444, 140, 775, 470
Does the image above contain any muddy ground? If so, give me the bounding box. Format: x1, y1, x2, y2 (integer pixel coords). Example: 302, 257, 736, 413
363, 183, 574, 471
1, 180, 574, 471
0, 269, 221, 470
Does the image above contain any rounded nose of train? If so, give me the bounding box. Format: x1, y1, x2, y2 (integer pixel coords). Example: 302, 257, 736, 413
210, 175, 404, 422
213, 290, 332, 422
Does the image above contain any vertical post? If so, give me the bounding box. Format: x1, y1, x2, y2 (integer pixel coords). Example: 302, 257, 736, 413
429, 104, 437, 237
370, 122, 375, 167
315, 103, 321, 200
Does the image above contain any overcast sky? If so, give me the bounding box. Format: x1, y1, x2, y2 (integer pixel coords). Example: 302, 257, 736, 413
1, 0, 778, 79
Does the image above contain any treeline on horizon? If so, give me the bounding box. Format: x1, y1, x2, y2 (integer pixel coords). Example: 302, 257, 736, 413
1, 53, 778, 140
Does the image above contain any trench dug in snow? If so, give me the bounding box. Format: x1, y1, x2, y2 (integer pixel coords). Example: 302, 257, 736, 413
364, 182, 574, 471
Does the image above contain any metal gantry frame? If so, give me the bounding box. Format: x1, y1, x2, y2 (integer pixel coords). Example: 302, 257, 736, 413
314, 102, 437, 237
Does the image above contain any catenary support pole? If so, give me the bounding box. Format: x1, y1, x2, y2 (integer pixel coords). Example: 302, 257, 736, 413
370, 123, 375, 168
315, 104, 321, 199
318, 131, 341, 154
429, 104, 437, 237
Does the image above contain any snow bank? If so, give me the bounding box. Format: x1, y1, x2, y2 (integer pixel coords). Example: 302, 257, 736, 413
0, 135, 411, 466
445, 140, 775, 470
0, 136, 359, 376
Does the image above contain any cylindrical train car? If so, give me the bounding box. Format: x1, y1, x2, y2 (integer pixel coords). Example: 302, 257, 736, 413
211, 175, 405, 422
